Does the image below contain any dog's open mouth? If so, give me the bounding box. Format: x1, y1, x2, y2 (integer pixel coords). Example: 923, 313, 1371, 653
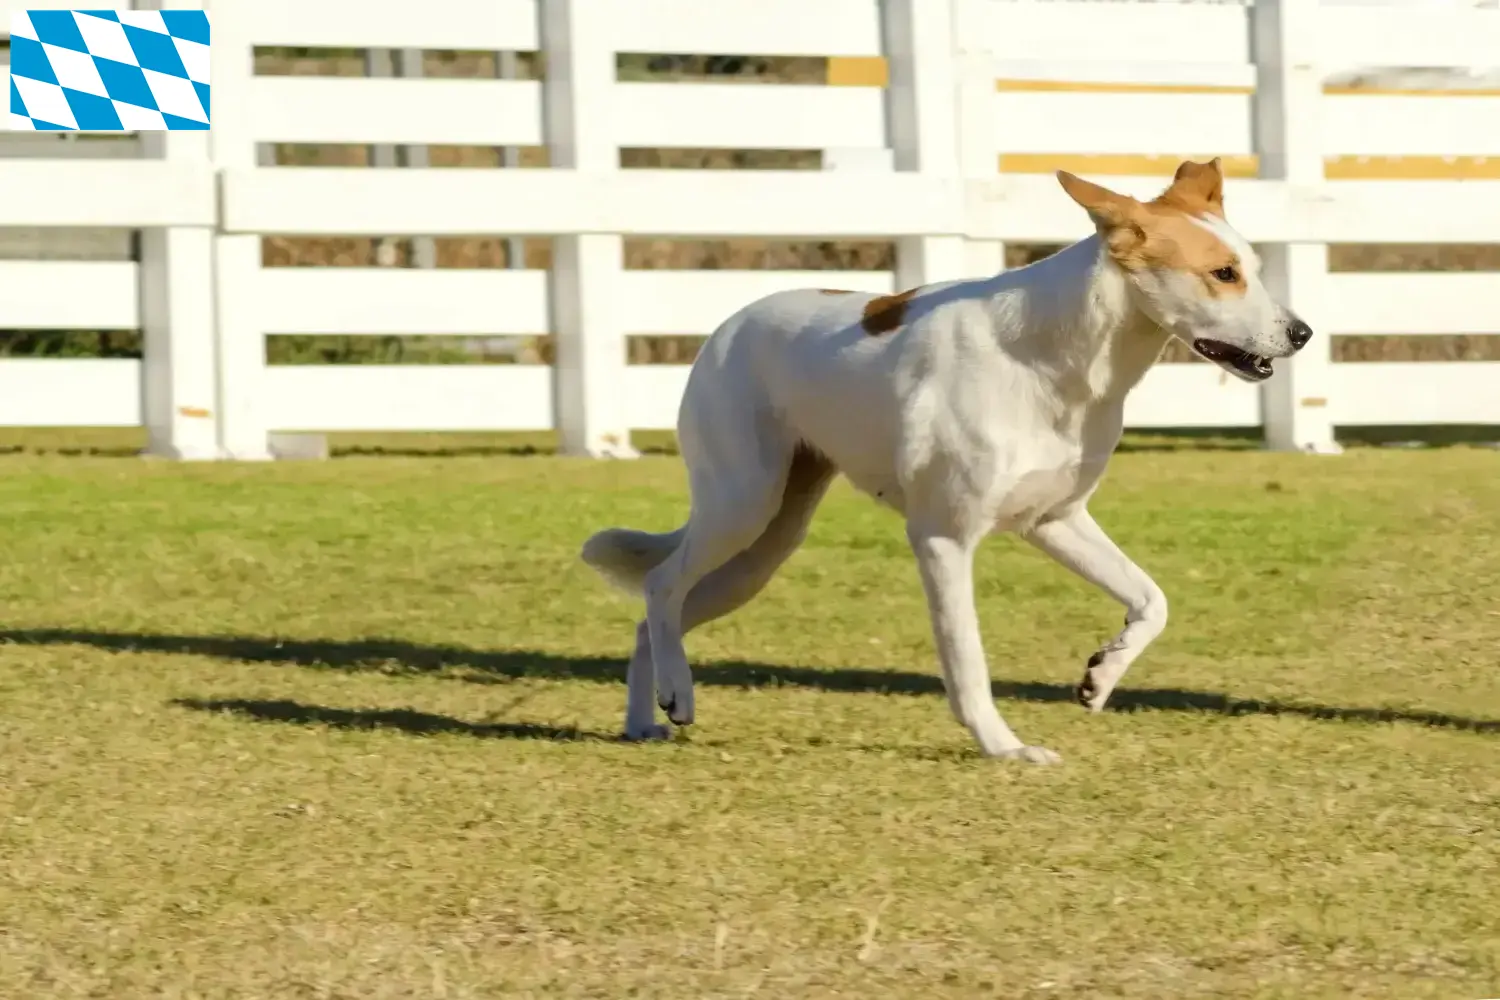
1193, 339, 1274, 382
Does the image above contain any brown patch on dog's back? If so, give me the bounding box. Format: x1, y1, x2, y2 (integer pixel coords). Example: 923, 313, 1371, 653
817, 288, 854, 295
861, 288, 919, 335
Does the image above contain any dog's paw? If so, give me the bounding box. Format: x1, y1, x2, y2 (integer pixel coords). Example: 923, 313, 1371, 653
1076, 672, 1104, 712
657, 690, 695, 727
991, 745, 1063, 765
622, 722, 674, 742
1077, 654, 1124, 713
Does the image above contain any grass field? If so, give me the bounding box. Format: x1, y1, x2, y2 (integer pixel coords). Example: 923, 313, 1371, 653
1, 443, 1497, 999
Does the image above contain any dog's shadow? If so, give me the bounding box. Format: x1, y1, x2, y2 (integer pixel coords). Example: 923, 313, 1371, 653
4, 627, 1496, 740
170, 697, 620, 742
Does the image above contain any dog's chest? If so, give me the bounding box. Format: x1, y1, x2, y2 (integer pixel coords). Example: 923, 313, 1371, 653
989, 453, 1108, 532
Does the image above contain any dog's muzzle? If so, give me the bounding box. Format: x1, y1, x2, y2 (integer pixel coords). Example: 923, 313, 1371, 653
1193, 320, 1313, 383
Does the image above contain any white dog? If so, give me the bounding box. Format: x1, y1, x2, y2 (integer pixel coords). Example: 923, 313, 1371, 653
581, 158, 1312, 763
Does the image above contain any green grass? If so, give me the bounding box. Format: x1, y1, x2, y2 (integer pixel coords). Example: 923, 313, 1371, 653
0, 446, 1497, 999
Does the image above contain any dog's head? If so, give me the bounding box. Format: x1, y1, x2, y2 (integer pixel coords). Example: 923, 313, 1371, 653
1056, 158, 1311, 382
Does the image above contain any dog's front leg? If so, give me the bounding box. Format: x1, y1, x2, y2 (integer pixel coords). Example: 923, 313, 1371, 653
1025, 506, 1168, 712
907, 524, 1062, 764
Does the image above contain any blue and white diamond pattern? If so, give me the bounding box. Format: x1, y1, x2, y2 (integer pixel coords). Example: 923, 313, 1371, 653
9, 8, 210, 131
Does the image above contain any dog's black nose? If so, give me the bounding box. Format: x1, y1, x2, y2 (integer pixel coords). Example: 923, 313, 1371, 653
1287, 320, 1313, 350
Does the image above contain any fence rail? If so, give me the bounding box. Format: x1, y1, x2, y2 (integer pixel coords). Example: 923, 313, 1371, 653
2, 0, 1499, 458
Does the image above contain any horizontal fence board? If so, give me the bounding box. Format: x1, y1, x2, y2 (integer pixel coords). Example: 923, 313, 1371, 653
961, 2, 1250, 65
0, 359, 142, 427
993, 92, 1254, 156
1323, 95, 1500, 158
1318, 7, 1500, 71
1327, 274, 1500, 336
0, 262, 138, 330
622, 271, 894, 335
221, 169, 962, 237
228, 171, 1500, 245
603, 0, 883, 57
0, 160, 214, 227
240, 0, 538, 51
249, 78, 543, 147
969, 176, 1500, 244
264, 366, 552, 432
257, 269, 895, 337
615, 84, 887, 150
1335, 362, 1500, 425
257, 269, 549, 336
232, 82, 1500, 162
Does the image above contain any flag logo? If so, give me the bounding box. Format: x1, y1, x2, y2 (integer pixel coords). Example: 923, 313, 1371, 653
9, 9, 210, 131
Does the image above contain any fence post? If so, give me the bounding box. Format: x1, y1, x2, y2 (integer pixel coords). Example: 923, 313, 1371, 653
205, 0, 272, 459
540, 0, 636, 458
131, 0, 218, 459
1250, 0, 1341, 454
952, 1, 1006, 277
881, 0, 968, 288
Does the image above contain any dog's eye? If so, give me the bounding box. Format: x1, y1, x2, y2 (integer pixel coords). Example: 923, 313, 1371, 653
1211, 266, 1238, 283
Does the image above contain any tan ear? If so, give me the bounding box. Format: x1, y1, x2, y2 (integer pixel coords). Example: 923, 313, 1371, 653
1057, 170, 1141, 228
1164, 157, 1224, 213
1057, 170, 1145, 255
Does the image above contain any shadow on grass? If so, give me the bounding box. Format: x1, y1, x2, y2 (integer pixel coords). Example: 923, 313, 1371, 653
172, 697, 616, 742
6, 627, 1497, 735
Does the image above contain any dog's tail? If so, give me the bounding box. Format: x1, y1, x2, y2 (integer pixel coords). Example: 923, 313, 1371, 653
579, 525, 685, 595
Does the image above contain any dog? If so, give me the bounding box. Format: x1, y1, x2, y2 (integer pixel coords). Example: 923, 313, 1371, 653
580, 158, 1312, 763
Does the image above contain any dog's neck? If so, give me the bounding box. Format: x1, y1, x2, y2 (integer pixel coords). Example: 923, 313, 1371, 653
986, 234, 1172, 403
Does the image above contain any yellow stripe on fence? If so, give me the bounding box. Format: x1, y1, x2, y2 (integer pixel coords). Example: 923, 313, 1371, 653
996, 153, 1500, 181
998, 154, 1260, 177
825, 57, 1500, 99
826, 56, 887, 88
1325, 156, 1500, 179
1322, 85, 1500, 98
994, 79, 1252, 95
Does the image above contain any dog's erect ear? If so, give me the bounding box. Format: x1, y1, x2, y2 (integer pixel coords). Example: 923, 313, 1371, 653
1057, 170, 1145, 255
1057, 170, 1140, 228
1163, 157, 1224, 214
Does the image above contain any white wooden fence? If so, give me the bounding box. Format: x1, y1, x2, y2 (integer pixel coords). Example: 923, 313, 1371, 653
1, 0, 1499, 458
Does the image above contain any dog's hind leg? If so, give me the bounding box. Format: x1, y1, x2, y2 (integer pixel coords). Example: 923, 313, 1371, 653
642, 427, 798, 727
906, 521, 1062, 764
623, 446, 836, 739
680, 446, 836, 632
623, 621, 671, 740
1024, 506, 1168, 712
